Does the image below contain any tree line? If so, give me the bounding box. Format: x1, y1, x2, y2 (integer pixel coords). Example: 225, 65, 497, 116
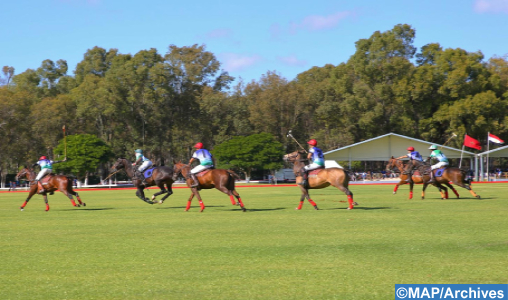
1, 24, 507, 181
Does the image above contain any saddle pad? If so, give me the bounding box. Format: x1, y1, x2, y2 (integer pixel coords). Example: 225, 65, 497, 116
435, 168, 446, 177
197, 169, 212, 177
40, 175, 52, 184
308, 168, 324, 177
143, 167, 155, 179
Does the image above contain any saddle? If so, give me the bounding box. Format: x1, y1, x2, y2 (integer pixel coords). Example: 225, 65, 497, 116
37, 174, 53, 185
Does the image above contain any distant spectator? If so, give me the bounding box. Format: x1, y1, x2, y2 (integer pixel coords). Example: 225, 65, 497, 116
8, 181, 16, 191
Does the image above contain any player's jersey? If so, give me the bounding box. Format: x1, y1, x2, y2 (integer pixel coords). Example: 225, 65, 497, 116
430, 150, 449, 163
37, 159, 53, 169
192, 149, 214, 166
309, 147, 325, 166
408, 151, 423, 162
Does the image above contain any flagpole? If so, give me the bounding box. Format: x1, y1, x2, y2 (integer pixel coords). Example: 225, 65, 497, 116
459, 145, 464, 168
487, 132, 490, 181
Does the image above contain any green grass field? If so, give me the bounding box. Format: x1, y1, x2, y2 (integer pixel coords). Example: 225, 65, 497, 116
1, 183, 507, 300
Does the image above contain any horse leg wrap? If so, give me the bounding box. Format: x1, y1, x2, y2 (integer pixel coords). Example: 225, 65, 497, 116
347, 195, 354, 209
237, 197, 244, 207
308, 199, 317, 207
297, 201, 304, 210
394, 186, 399, 193
45, 204, 50, 211
229, 195, 236, 205
21, 201, 28, 209
199, 200, 205, 211
186, 201, 192, 211
452, 189, 459, 198
409, 191, 413, 199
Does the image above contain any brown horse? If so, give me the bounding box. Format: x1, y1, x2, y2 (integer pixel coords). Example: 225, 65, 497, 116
419, 161, 480, 199
386, 157, 453, 199
111, 158, 175, 204
15, 167, 85, 211
172, 162, 246, 212
283, 150, 357, 210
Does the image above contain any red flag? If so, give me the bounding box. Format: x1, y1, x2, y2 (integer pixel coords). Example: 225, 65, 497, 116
464, 134, 481, 150
488, 133, 504, 144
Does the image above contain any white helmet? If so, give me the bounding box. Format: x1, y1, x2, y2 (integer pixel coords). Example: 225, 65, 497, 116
429, 145, 438, 150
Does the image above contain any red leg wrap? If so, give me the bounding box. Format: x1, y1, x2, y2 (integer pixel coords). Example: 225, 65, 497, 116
347, 195, 354, 209
409, 191, 413, 199
21, 201, 28, 208
308, 199, 317, 206
229, 195, 236, 205
186, 201, 191, 211
297, 201, 304, 210
237, 198, 244, 207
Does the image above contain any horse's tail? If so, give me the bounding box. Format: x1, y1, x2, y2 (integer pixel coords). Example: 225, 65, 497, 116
461, 169, 473, 185
226, 170, 241, 181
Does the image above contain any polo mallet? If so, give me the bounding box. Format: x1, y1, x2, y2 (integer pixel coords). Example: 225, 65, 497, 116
440, 133, 458, 149
103, 170, 121, 182
287, 130, 308, 153
62, 125, 67, 160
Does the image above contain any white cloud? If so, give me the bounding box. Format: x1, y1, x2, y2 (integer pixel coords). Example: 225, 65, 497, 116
277, 54, 307, 67
474, 0, 508, 13
273, 10, 353, 37
219, 53, 263, 72
204, 28, 233, 39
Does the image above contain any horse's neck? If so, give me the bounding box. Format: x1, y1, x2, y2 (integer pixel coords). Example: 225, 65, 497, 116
27, 170, 36, 181
122, 160, 136, 178
293, 161, 305, 172
180, 166, 190, 177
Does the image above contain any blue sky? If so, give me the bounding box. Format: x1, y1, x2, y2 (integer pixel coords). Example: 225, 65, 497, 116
1, 0, 507, 85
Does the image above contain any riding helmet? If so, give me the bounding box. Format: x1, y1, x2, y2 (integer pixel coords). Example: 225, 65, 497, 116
39, 156, 47, 160
307, 139, 318, 146
135, 149, 143, 153
429, 145, 438, 150
194, 142, 203, 149
407, 146, 415, 151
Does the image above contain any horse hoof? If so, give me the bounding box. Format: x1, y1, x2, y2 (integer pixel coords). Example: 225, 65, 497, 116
83, 203, 86, 207
347, 207, 353, 210
476, 195, 481, 199
314, 206, 319, 210
20, 208, 24, 211
242, 208, 247, 212
295, 207, 301, 210
151, 195, 156, 201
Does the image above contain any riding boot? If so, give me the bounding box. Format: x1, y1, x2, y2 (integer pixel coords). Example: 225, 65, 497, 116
36, 180, 46, 194
298, 168, 308, 187
189, 173, 199, 188
428, 168, 436, 184
403, 171, 411, 183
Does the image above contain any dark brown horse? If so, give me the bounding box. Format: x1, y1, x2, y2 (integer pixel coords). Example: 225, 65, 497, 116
111, 158, 175, 204
172, 162, 246, 212
283, 150, 357, 210
15, 167, 85, 211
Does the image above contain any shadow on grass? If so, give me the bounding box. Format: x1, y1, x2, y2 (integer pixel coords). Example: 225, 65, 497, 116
155, 205, 226, 210
324, 206, 392, 210
221, 207, 286, 212
61, 208, 116, 211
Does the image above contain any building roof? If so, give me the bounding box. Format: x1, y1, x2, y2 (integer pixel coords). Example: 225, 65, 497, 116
324, 132, 476, 161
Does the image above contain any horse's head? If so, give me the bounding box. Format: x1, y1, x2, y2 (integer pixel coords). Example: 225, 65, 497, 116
386, 156, 396, 171
112, 158, 127, 171
172, 161, 190, 181
15, 166, 30, 180
283, 150, 306, 163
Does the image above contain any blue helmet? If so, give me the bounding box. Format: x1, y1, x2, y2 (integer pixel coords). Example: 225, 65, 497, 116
135, 149, 143, 154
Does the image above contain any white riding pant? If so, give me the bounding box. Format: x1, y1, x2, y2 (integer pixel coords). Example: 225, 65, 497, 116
304, 163, 323, 171
36, 168, 52, 181
138, 161, 153, 172
431, 162, 448, 170
191, 164, 213, 174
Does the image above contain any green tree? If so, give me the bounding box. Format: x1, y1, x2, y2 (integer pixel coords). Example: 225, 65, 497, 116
212, 133, 284, 179
53, 134, 114, 181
